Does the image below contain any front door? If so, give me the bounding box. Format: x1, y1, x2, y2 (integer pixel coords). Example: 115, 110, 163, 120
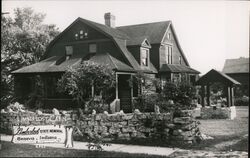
118, 74, 132, 113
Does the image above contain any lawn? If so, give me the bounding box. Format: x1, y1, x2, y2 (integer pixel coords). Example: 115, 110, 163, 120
195, 106, 249, 151
0, 141, 167, 158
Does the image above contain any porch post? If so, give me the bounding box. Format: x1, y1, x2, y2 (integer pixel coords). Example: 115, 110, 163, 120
201, 85, 205, 107
227, 86, 231, 107
115, 73, 118, 99
206, 84, 210, 106
130, 75, 133, 110
230, 86, 234, 107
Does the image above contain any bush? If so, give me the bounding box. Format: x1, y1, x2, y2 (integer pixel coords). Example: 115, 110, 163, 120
57, 61, 115, 112
161, 81, 196, 106
235, 96, 249, 106
133, 93, 161, 112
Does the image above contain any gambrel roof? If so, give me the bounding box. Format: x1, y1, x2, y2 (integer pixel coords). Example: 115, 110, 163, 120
12, 17, 192, 74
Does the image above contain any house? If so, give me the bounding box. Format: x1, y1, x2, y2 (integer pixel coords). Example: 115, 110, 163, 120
222, 57, 249, 96
12, 13, 200, 112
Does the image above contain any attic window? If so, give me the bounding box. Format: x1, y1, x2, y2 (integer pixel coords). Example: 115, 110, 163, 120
167, 33, 171, 40
179, 56, 182, 64
75, 34, 78, 40
141, 47, 149, 67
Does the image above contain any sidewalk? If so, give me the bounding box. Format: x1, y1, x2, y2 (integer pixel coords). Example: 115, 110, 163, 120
0, 134, 178, 156
1, 134, 248, 157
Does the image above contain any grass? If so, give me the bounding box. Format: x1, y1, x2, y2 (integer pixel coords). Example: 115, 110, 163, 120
0, 141, 168, 158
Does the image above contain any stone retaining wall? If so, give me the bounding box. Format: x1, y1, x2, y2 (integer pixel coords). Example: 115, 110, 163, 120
0, 110, 201, 144
199, 106, 236, 119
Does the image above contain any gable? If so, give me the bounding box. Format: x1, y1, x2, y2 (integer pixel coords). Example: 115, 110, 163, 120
141, 39, 151, 48
161, 24, 189, 66
117, 21, 170, 45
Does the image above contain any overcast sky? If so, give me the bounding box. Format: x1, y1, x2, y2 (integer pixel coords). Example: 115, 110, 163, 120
2, 0, 250, 74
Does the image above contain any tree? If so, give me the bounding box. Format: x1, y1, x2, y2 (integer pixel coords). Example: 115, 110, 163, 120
57, 61, 116, 113
1, 7, 60, 108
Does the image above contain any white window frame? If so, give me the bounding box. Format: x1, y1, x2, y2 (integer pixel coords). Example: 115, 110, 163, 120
140, 47, 149, 67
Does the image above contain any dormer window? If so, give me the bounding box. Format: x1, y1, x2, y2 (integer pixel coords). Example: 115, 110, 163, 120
141, 47, 149, 67
75, 34, 78, 40
65, 46, 73, 59
89, 43, 97, 53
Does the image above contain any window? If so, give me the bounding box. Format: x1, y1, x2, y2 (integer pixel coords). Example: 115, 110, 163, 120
170, 47, 173, 64
75, 34, 78, 40
65, 46, 73, 56
166, 45, 173, 64
179, 56, 182, 64
89, 43, 97, 53
141, 48, 149, 66
167, 32, 171, 40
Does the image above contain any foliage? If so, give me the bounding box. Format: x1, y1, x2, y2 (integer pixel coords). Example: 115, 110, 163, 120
1, 7, 60, 109
161, 81, 197, 106
24, 75, 44, 109
5, 102, 26, 112
131, 72, 161, 112
235, 96, 249, 106
57, 61, 116, 112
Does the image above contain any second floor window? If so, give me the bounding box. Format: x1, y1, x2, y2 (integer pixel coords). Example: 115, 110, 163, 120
165, 45, 173, 64
141, 48, 149, 66
89, 43, 97, 53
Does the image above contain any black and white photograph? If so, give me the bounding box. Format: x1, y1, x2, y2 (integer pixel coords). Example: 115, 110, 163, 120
1, 0, 249, 157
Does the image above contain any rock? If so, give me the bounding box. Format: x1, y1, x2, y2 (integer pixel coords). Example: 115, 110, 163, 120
122, 126, 136, 133
200, 133, 214, 140
1, 109, 7, 113
52, 108, 60, 115
92, 110, 96, 115
61, 111, 67, 115
118, 133, 130, 140
103, 111, 109, 115
119, 110, 125, 115
36, 110, 43, 115
134, 109, 141, 114
154, 105, 160, 114
173, 117, 192, 124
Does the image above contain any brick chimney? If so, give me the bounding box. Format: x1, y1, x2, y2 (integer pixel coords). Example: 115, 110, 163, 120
104, 12, 115, 28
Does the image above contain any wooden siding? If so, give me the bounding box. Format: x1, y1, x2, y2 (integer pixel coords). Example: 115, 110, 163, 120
160, 25, 188, 67
150, 44, 161, 70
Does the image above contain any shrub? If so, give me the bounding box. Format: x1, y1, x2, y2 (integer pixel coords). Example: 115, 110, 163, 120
57, 61, 115, 113
161, 81, 196, 106
235, 96, 249, 106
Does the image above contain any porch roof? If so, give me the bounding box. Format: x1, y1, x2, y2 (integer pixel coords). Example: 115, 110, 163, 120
11, 53, 137, 74
159, 64, 200, 74
196, 69, 241, 86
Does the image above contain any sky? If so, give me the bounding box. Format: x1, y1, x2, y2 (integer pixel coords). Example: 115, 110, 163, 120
2, 0, 250, 75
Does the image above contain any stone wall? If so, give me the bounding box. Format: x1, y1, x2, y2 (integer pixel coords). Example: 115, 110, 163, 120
0, 110, 201, 144
199, 106, 236, 119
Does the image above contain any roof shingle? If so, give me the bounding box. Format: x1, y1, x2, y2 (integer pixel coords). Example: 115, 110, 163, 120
222, 57, 249, 74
